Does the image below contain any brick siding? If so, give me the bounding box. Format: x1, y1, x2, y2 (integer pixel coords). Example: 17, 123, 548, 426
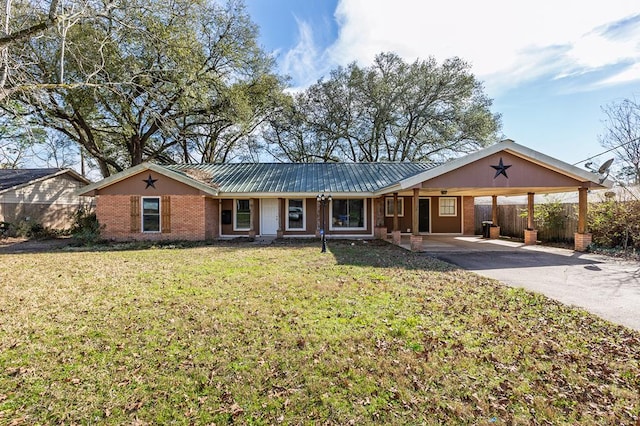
97, 194, 210, 241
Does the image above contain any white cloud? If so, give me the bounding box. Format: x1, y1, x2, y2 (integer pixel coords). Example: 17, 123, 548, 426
319, 0, 640, 94
281, 18, 329, 90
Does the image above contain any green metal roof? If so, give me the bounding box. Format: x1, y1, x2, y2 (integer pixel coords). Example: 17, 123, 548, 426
167, 163, 433, 194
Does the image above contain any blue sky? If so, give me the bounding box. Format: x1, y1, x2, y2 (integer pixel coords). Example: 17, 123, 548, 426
245, 0, 640, 170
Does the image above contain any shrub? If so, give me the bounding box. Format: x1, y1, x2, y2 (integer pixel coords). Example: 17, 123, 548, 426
13, 220, 56, 239
70, 207, 103, 244
520, 197, 573, 242
0, 221, 13, 238
589, 199, 640, 250
70, 207, 102, 244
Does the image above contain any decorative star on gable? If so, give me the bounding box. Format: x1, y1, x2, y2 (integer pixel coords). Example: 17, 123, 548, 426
490, 157, 512, 179
143, 174, 158, 189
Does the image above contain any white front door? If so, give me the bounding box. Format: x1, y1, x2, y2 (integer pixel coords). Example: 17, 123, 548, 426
260, 199, 279, 235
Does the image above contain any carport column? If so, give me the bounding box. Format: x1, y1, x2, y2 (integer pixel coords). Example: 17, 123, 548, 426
391, 192, 401, 245
524, 192, 537, 245
575, 187, 592, 251
410, 188, 422, 251
490, 195, 500, 239
249, 198, 256, 238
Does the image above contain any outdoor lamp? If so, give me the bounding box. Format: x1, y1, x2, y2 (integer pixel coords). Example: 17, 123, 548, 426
317, 193, 332, 253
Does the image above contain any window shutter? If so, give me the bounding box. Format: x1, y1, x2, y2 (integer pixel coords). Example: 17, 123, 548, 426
161, 195, 171, 233
130, 196, 140, 232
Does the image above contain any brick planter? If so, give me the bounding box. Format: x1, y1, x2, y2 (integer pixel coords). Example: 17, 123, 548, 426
574, 232, 592, 252
375, 226, 388, 240
489, 226, 501, 239
524, 229, 537, 245
410, 235, 423, 252
391, 230, 402, 245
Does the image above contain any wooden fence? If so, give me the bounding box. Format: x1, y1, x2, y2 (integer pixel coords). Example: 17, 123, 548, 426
475, 203, 578, 242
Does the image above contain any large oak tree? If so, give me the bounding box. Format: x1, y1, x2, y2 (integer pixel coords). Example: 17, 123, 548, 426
5, 0, 285, 176
265, 52, 501, 163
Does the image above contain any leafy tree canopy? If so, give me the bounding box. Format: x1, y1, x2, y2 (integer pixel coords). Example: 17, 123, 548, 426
4, 0, 286, 176
264, 52, 502, 163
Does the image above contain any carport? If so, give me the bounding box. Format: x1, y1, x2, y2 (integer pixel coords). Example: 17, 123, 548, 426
381, 139, 611, 252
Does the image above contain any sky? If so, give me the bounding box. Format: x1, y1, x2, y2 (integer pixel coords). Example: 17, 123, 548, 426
244, 0, 640, 171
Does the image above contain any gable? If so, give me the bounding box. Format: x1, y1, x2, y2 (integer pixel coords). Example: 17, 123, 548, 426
96, 170, 205, 196
422, 152, 585, 192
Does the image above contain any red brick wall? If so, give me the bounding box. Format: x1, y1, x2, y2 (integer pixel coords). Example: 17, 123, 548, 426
462, 196, 475, 235
204, 198, 219, 239
96, 194, 208, 241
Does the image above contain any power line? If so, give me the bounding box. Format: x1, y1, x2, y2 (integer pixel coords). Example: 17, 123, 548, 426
572, 137, 640, 166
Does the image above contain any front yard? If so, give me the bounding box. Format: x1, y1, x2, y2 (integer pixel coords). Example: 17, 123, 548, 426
0, 240, 638, 424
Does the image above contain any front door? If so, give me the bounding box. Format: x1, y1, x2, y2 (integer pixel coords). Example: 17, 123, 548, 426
419, 198, 430, 233
260, 199, 279, 235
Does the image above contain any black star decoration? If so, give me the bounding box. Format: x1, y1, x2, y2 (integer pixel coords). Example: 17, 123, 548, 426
143, 174, 158, 189
490, 157, 512, 179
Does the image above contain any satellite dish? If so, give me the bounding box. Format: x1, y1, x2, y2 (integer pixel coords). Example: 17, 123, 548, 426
598, 158, 614, 175
597, 158, 614, 184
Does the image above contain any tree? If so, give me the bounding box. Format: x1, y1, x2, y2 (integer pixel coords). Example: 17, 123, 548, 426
0, 0, 60, 49
5, 0, 284, 176
599, 97, 640, 184
264, 52, 501, 163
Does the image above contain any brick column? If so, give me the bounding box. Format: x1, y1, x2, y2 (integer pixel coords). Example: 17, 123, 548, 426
462, 196, 475, 235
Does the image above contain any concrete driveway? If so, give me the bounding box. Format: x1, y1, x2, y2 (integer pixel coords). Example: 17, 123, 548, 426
417, 236, 640, 331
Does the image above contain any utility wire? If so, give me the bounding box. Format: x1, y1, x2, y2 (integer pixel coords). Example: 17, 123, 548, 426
572, 137, 639, 166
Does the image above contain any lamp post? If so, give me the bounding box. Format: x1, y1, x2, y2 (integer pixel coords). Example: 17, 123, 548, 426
317, 193, 332, 253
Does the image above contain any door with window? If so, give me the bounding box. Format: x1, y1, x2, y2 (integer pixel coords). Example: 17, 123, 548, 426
260, 199, 279, 235
419, 198, 430, 233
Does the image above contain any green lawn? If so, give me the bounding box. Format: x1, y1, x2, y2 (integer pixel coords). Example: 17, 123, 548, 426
0, 240, 638, 424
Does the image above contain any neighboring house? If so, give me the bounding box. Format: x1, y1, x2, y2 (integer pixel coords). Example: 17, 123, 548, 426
78, 140, 611, 251
0, 168, 91, 229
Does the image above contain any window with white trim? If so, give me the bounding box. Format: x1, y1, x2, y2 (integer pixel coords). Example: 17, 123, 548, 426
235, 199, 251, 230
287, 199, 305, 230
439, 197, 457, 217
385, 197, 404, 217
142, 197, 160, 232
330, 199, 366, 229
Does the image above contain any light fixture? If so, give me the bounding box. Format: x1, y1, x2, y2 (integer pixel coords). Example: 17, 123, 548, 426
317, 193, 332, 253
440, 190, 448, 195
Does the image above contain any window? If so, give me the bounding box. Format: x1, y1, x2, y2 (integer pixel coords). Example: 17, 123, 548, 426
142, 197, 160, 232
385, 197, 404, 217
287, 199, 305, 230
331, 199, 365, 229
439, 197, 457, 217
235, 199, 251, 230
